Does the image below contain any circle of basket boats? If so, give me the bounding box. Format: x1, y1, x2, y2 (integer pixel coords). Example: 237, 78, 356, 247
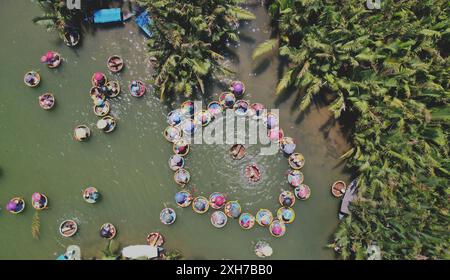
73, 125, 91, 142
169, 154, 185, 171
107, 55, 124, 73
209, 192, 226, 210
331, 181, 346, 198
269, 220, 286, 237
224, 201, 242, 218
7, 197, 25, 214
83, 187, 100, 204
163, 126, 182, 142
230, 80, 245, 98
63, 30, 81, 47
167, 110, 184, 127
129, 80, 146, 97
147, 232, 165, 247
268, 127, 284, 143
211, 211, 228, 228
174, 168, 190, 186
194, 110, 213, 127
280, 137, 296, 155
105, 81, 121, 98
249, 103, 265, 120
31, 192, 48, 210
59, 220, 78, 237
288, 153, 305, 170
287, 170, 304, 187
93, 101, 111, 117
239, 213, 255, 230
97, 116, 116, 133
207, 101, 223, 117
192, 196, 209, 214
100, 223, 117, 239
24, 71, 40, 87
277, 207, 296, 224
42, 51, 62, 69
160, 208, 176, 225
181, 100, 196, 116
279, 191, 296, 208
263, 112, 278, 129
92, 72, 107, 87
229, 144, 246, 160
39, 93, 56, 110
219, 92, 236, 108
256, 209, 273, 227
173, 139, 190, 156
294, 184, 311, 200
234, 100, 250, 116
175, 191, 193, 208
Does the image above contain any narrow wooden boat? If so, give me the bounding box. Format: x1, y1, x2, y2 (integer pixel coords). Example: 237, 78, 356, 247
93, 101, 110, 117
211, 211, 228, 228
59, 220, 78, 237
339, 179, 358, 219
6, 197, 25, 214
38, 93, 55, 110
160, 208, 176, 225
129, 80, 146, 97
105, 81, 121, 98
83, 187, 100, 204
331, 180, 346, 198
229, 144, 245, 160
73, 125, 91, 142
107, 55, 124, 73
100, 223, 117, 239
63, 31, 80, 47
97, 116, 116, 133
31, 192, 48, 210
24, 71, 40, 87
147, 232, 165, 247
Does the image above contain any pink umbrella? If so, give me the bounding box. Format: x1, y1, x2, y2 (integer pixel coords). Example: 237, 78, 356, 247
46, 51, 54, 59
32, 192, 41, 202
94, 72, 104, 81
7, 201, 16, 211
215, 196, 225, 206
40, 55, 48, 63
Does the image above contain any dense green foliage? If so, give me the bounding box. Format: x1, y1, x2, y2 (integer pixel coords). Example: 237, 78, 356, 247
32, 0, 79, 38
138, 0, 255, 99
259, 0, 449, 259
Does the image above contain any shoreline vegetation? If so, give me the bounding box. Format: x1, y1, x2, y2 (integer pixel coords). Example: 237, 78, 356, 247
255, 0, 449, 259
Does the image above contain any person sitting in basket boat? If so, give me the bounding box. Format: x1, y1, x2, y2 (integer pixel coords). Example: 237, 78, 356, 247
25, 72, 38, 86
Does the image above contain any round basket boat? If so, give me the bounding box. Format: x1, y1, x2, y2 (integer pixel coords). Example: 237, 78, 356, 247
279, 191, 296, 207
245, 164, 261, 183
233, 100, 250, 116
163, 126, 182, 143
38, 93, 55, 110
147, 232, 165, 247
239, 213, 255, 230
90, 86, 105, 99
207, 101, 223, 117
7, 197, 25, 214
173, 139, 190, 156
93, 101, 111, 117
269, 220, 286, 237
31, 192, 48, 210
194, 110, 213, 127
229, 144, 245, 160
92, 72, 107, 87
268, 127, 284, 143
209, 192, 226, 210
256, 209, 273, 227
167, 110, 184, 127
249, 103, 265, 120
97, 116, 116, 133
105, 81, 121, 98
107, 55, 124, 73
63, 30, 80, 47
160, 208, 176, 225
277, 207, 296, 224
331, 181, 346, 198
169, 154, 185, 171
219, 92, 236, 108
211, 211, 228, 228
280, 137, 296, 155
181, 119, 199, 135
181, 101, 196, 116
174, 168, 190, 186
83, 187, 100, 204
129, 80, 146, 97
24, 71, 40, 87
263, 112, 278, 129
192, 196, 209, 214
73, 125, 91, 142
288, 153, 305, 170
45, 52, 62, 69
287, 170, 304, 187
230, 80, 245, 98
294, 184, 311, 200
175, 190, 193, 208
59, 220, 78, 237
224, 201, 242, 218
100, 223, 117, 239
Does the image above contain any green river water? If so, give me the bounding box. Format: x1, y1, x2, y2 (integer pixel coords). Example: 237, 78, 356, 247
0, 0, 350, 259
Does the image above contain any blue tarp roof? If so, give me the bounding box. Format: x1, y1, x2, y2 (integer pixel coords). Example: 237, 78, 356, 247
135, 11, 152, 37
93, 8, 122, 24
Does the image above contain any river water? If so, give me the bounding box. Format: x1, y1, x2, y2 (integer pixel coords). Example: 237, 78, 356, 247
0, 0, 350, 259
